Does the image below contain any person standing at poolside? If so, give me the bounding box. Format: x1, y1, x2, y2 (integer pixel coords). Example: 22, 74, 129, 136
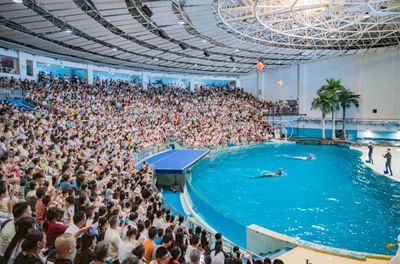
368, 142, 374, 164
383, 148, 393, 176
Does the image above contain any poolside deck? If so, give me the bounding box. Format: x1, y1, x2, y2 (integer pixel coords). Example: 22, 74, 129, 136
279, 247, 390, 264
352, 145, 400, 182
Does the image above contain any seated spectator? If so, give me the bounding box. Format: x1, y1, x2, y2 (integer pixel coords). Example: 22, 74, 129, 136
4, 217, 36, 264
14, 230, 46, 264
0, 202, 31, 256
122, 256, 139, 264
167, 247, 181, 264
152, 233, 173, 260
150, 246, 169, 264
209, 241, 225, 264
90, 241, 111, 264
44, 208, 68, 248
185, 234, 200, 263
143, 226, 158, 263
119, 226, 137, 263
132, 245, 146, 264
189, 248, 201, 264
54, 233, 77, 264
74, 233, 96, 264
104, 216, 121, 260
64, 211, 87, 237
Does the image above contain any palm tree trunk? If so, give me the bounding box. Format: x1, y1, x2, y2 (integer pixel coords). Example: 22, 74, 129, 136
342, 106, 346, 139
331, 109, 336, 140
322, 113, 326, 139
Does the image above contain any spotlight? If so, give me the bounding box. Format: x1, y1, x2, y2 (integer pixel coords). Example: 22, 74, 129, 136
179, 43, 188, 50
204, 51, 210, 57
229, 56, 235, 62
363, 12, 370, 19
13, 0, 23, 3
141, 5, 153, 17
112, 47, 117, 51
234, 48, 239, 52
201, 39, 207, 43
65, 29, 72, 34
157, 30, 168, 39
178, 20, 185, 25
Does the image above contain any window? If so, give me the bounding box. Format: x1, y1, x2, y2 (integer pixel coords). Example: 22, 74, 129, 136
26, 60, 33, 76
0, 55, 19, 74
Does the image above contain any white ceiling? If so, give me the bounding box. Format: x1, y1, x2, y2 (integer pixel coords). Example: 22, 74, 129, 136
0, 0, 397, 76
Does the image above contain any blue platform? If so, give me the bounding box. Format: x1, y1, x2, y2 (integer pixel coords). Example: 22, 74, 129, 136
1, 99, 37, 111
139, 149, 209, 174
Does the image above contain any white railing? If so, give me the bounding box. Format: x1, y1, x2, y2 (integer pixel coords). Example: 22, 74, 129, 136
0, 88, 24, 99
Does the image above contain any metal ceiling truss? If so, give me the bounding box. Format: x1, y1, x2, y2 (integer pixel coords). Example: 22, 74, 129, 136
0, 15, 169, 72
19, 0, 240, 75
126, 0, 296, 65
170, 0, 306, 62
74, 0, 254, 71
216, 0, 400, 50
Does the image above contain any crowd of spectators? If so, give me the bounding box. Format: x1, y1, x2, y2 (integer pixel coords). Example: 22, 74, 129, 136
0, 77, 285, 264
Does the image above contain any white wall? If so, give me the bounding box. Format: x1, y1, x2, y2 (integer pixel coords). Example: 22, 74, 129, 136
240, 72, 257, 96
239, 47, 400, 121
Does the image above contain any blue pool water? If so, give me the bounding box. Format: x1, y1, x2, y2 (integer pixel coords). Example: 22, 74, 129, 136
189, 143, 400, 254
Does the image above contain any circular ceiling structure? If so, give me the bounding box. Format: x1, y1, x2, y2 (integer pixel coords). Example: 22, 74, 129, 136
217, 0, 400, 49
0, 0, 399, 76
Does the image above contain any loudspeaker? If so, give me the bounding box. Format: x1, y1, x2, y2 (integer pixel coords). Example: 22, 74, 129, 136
204, 51, 210, 57
179, 43, 188, 50
141, 5, 153, 17
157, 30, 168, 39
229, 56, 235, 62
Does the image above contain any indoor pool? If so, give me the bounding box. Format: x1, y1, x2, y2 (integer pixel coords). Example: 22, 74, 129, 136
188, 142, 400, 254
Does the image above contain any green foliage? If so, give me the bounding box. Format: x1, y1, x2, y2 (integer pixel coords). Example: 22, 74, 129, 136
339, 88, 360, 109
311, 92, 331, 117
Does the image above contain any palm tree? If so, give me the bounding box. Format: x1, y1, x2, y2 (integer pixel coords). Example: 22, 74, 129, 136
339, 88, 360, 138
318, 79, 343, 140
311, 92, 332, 139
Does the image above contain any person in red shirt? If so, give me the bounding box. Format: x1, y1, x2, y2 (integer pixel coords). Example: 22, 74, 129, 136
44, 207, 68, 248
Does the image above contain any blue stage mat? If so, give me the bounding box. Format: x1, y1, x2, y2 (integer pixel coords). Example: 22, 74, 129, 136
139, 149, 209, 173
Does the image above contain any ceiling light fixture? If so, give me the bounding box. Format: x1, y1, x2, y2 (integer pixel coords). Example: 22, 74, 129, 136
178, 20, 185, 25
112, 48, 117, 51
13, 0, 23, 3
65, 29, 72, 34
201, 39, 207, 43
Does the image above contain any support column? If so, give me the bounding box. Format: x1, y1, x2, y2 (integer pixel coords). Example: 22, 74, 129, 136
87, 65, 94, 85
256, 71, 264, 100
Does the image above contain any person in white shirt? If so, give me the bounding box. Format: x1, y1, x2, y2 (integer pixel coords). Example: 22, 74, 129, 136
121, 213, 138, 240
65, 211, 86, 237
185, 234, 200, 263
152, 211, 164, 229
119, 225, 137, 263
210, 241, 225, 264
0, 202, 32, 256
104, 216, 122, 260
0, 137, 7, 156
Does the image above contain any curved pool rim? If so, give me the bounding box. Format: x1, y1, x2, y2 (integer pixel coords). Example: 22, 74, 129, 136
184, 142, 393, 260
